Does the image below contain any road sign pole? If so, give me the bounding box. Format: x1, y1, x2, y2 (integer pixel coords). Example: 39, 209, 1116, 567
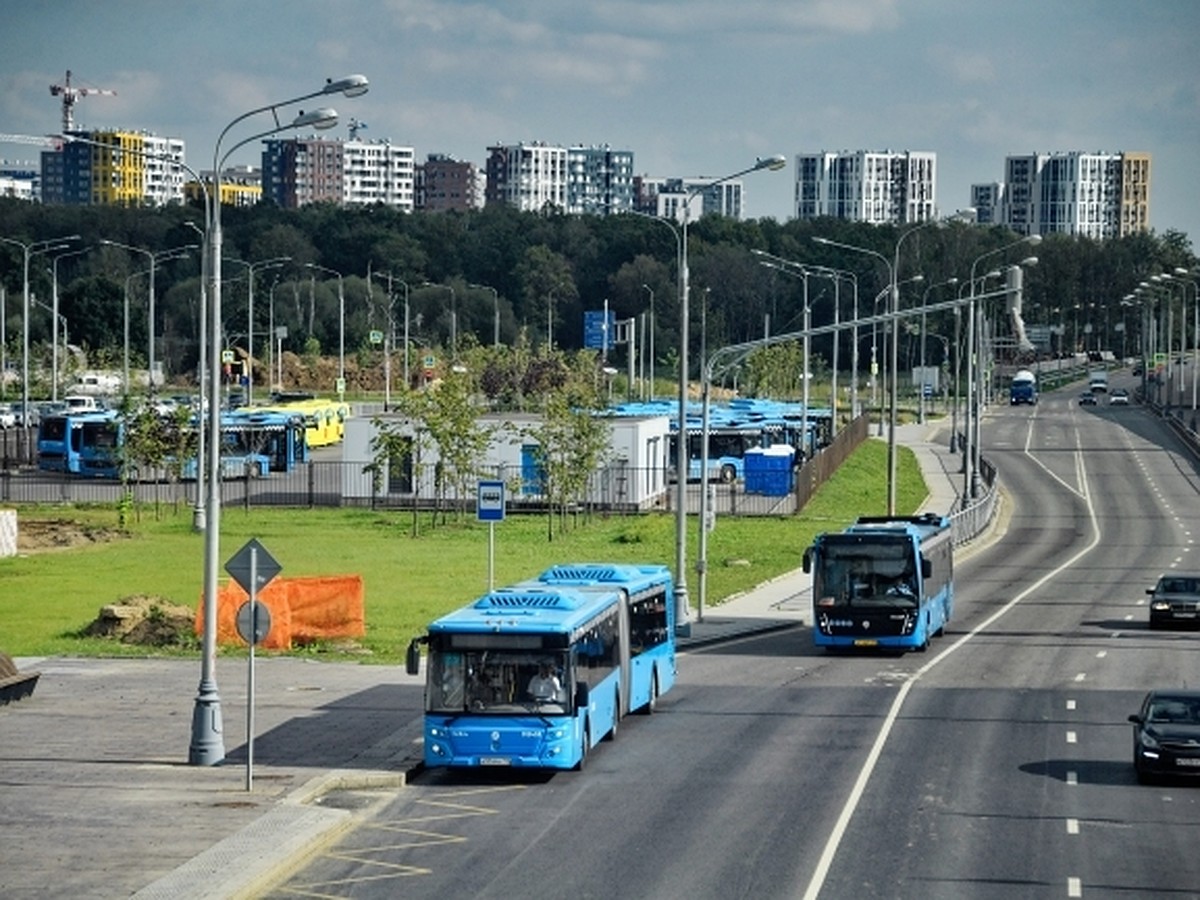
246, 547, 256, 792
488, 522, 495, 592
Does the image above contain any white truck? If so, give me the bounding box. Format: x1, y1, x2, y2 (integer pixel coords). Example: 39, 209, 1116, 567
1088, 370, 1109, 393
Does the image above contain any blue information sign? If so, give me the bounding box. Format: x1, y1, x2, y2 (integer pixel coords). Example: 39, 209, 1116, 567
477, 480, 505, 522
584, 310, 615, 351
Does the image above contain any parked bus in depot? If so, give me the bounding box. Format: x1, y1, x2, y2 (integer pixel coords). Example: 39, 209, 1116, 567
259, 394, 347, 448
1009, 369, 1038, 405
220, 409, 308, 472
407, 562, 677, 770
36, 410, 123, 477
612, 398, 829, 484
803, 513, 954, 652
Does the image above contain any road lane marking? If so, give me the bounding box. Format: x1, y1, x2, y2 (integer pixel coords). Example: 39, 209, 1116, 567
1067, 818, 1079, 835
801, 440, 1102, 900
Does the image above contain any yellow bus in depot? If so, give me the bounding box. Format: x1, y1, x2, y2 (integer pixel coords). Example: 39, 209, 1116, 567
256, 393, 348, 449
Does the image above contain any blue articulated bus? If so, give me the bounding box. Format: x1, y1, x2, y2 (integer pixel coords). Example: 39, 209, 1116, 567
803, 513, 954, 652
407, 562, 677, 770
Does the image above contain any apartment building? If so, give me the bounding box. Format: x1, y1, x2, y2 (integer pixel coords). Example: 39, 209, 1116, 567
566, 145, 635, 214
416, 154, 482, 212
261, 137, 415, 211
634, 176, 747, 221
971, 151, 1151, 239
793, 150, 938, 224
40, 129, 187, 206
485, 142, 568, 212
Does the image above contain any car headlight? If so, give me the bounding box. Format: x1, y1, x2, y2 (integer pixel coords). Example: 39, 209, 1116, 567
1140, 731, 1159, 751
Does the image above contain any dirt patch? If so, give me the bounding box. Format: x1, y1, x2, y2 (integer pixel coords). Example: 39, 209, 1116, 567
84, 594, 197, 648
17, 519, 124, 554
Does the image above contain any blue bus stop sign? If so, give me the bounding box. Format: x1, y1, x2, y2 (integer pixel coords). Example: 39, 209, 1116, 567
477, 480, 505, 522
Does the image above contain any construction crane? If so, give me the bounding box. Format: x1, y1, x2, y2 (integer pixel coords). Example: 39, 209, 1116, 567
0, 133, 62, 149
49, 70, 116, 133
348, 118, 367, 140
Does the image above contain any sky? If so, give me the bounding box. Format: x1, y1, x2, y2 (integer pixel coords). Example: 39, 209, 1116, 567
2, 0, 1198, 246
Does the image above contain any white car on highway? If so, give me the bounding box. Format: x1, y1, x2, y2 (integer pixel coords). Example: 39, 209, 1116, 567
0, 403, 15, 428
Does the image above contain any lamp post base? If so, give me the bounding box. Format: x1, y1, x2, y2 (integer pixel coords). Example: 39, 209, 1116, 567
188, 687, 225, 766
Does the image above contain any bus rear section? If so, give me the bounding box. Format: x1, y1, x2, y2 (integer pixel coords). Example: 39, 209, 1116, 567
804, 514, 954, 652
408, 562, 676, 770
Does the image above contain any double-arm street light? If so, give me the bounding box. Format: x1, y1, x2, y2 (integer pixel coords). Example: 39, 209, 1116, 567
963, 235, 1041, 500
190, 74, 367, 768
670, 155, 786, 632
0, 232, 79, 456
100, 239, 198, 391
225, 256, 290, 405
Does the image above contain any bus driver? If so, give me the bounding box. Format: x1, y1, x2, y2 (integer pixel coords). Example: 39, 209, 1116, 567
528, 661, 563, 702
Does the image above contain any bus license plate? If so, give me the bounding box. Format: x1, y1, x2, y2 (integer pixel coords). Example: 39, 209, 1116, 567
479, 757, 511, 766
854, 639, 878, 647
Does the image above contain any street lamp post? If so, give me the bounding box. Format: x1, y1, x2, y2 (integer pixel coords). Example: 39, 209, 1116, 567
641, 284, 655, 399
965, 235, 1041, 500
190, 74, 365, 768
676, 156, 785, 627
225, 256, 289, 405
305, 262, 346, 398
919, 278, 958, 423
99, 240, 198, 392
48, 246, 92, 401
0, 233, 79, 456
368, 271, 411, 405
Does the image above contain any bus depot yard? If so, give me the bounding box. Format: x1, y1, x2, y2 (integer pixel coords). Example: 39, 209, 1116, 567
0, 437, 927, 662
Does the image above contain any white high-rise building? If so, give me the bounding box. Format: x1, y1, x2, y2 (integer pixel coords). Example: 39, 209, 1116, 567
794, 150, 937, 224
485, 143, 568, 212
972, 151, 1151, 239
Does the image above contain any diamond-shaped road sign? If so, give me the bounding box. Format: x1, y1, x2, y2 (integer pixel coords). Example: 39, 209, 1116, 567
225, 538, 282, 594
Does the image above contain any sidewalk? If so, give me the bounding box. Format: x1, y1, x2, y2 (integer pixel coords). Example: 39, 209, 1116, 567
0, 420, 965, 900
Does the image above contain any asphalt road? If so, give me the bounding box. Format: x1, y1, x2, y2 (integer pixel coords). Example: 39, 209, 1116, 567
264, 376, 1200, 900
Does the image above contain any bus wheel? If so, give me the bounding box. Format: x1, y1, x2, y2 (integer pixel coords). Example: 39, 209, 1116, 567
605, 692, 619, 741
573, 726, 589, 771
719, 464, 736, 483
641, 674, 659, 715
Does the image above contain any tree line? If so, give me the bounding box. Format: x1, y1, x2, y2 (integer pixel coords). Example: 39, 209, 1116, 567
1, 195, 1194, 401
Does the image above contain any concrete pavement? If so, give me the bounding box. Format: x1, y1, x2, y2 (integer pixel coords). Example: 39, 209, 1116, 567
0, 420, 970, 899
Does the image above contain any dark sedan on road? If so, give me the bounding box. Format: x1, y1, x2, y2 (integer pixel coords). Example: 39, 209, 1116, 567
1078, 391, 1097, 406
1129, 690, 1200, 782
1147, 574, 1200, 628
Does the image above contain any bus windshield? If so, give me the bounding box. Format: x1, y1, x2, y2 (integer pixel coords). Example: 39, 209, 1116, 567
815, 541, 918, 609
428, 649, 570, 715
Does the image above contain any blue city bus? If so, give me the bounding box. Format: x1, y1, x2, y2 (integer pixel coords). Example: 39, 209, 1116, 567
803, 513, 954, 652
36, 411, 123, 478
612, 398, 829, 484
220, 409, 308, 472
406, 562, 677, 770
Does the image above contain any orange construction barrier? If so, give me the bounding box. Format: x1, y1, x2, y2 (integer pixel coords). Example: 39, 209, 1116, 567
195, 575, 365, 650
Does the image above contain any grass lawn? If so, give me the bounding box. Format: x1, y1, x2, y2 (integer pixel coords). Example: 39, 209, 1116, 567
0, 438, 927, 664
